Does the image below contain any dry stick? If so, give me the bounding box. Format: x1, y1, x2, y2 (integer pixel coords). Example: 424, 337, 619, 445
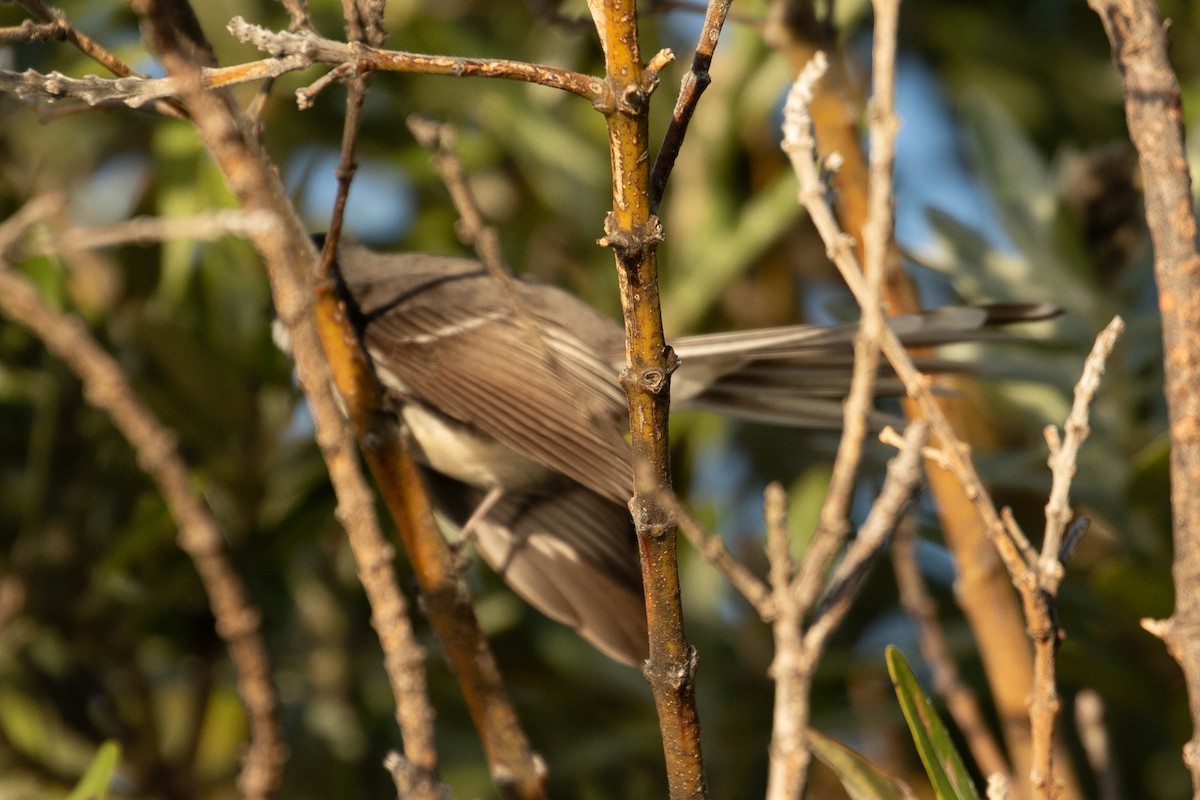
1023, 317, 1122, 800
129, 5, 528, 799
782, 51, 1033, 633
0, 199, 286, 800
228, 18, 611, 105
654, 486, 775, 619
272, 0, 313, 32
314, 33, 542, 800
764, 480, 804, 800
312, 29, 445, 797
649, 0, 732, 210
405, 118, 515, 282
764, 420, 930, 800
806, 421, 928, 650
892, 522, 1012, 782
0, 22, 610, 111
783, 53, 1123, 800
8, 0, 188, 117
792, 0, 898, 617
1074, 691, 1122, 800
17, 210, 278, 256
766, 4, 1052, 792
1086, 4, 1200, 792
583, 1, 706, 798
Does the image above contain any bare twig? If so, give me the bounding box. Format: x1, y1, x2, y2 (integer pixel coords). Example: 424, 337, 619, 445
18, 210, 278, 256
229, 18, 610, 105
652, 483, 775, 619
806, 421, 927, 648
273, 0, 314, 32
0, 20, 612, 112
0, 61, 309, 108
793, 0, 898, 617
8, 0, 187, 117
765, 420, 929, 800
781, 43, 1123, 800
405, 117, 513, 279
1086, 7, 1200, 791
128, 4, 535, 798
768, 3, 1061, 789
1040, 317, 1124, 579
306, 19, 447, 795
0, 200, 286, 800
586, 1, 704, 797
1023, 317, 1122, 800
781, 50, 1031, 617
649, 0, 731, 209
1075, 691, 1122, 800
765, 480, 807, 800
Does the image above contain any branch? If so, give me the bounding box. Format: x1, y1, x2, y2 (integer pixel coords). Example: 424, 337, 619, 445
765, 420, 929, 800
649, 0, 731, 209
7, 0, 187, 117
1040, 316, 1124, 579
228, 17, 610, 105
587, 1, 704, 797
1021, 317, 1122, 800
1086, 5, 1200, 791
651, 481, 775, 619
806, 421, 927, 650
781, 51, 1032, 602
0, 198, 285, 800
17, 210, 278, 255
793, 0, 899, 617
127, 4, 508, 798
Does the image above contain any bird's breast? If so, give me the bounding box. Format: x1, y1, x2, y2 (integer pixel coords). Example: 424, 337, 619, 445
400, 402, 558, 492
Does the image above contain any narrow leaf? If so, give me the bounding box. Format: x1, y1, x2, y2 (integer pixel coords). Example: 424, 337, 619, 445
808, 727, 917, 800
886, 646, 981, 800
66, 741, 121, 800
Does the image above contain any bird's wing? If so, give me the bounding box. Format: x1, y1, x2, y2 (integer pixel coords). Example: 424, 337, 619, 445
346, 257, 633, 504
424, 470, 648, 666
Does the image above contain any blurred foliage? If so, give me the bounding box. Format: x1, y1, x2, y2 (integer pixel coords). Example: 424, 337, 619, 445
0, 0, 1196, 798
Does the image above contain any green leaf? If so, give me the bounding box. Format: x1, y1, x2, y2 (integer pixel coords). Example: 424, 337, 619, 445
886, 646, 981, 800
66, 741, 121, 800
809, 728, 917, 800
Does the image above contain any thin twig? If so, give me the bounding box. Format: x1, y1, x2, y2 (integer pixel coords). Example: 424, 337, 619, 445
653, 483, 775, 619
229, 18, 610, 106
794, 0, 899, 618
765, 421, 928, 800
8, 0, 188, 117
1040, 316, 1124, 579
805, 421, 928, 655
310, 15, 447, 795
649, 0, 732, 209
273, 0, 314, 32
0, 199, 286, 800
17, 210, 278, 256
1023, 317, 1123, 800
405, 117, 513, 280
780, 51, 1031, 594
129, 5, 518, 798
1075, 691, 1122, 800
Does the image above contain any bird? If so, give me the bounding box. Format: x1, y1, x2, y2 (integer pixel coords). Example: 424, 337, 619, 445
324, 238, 1055, 666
